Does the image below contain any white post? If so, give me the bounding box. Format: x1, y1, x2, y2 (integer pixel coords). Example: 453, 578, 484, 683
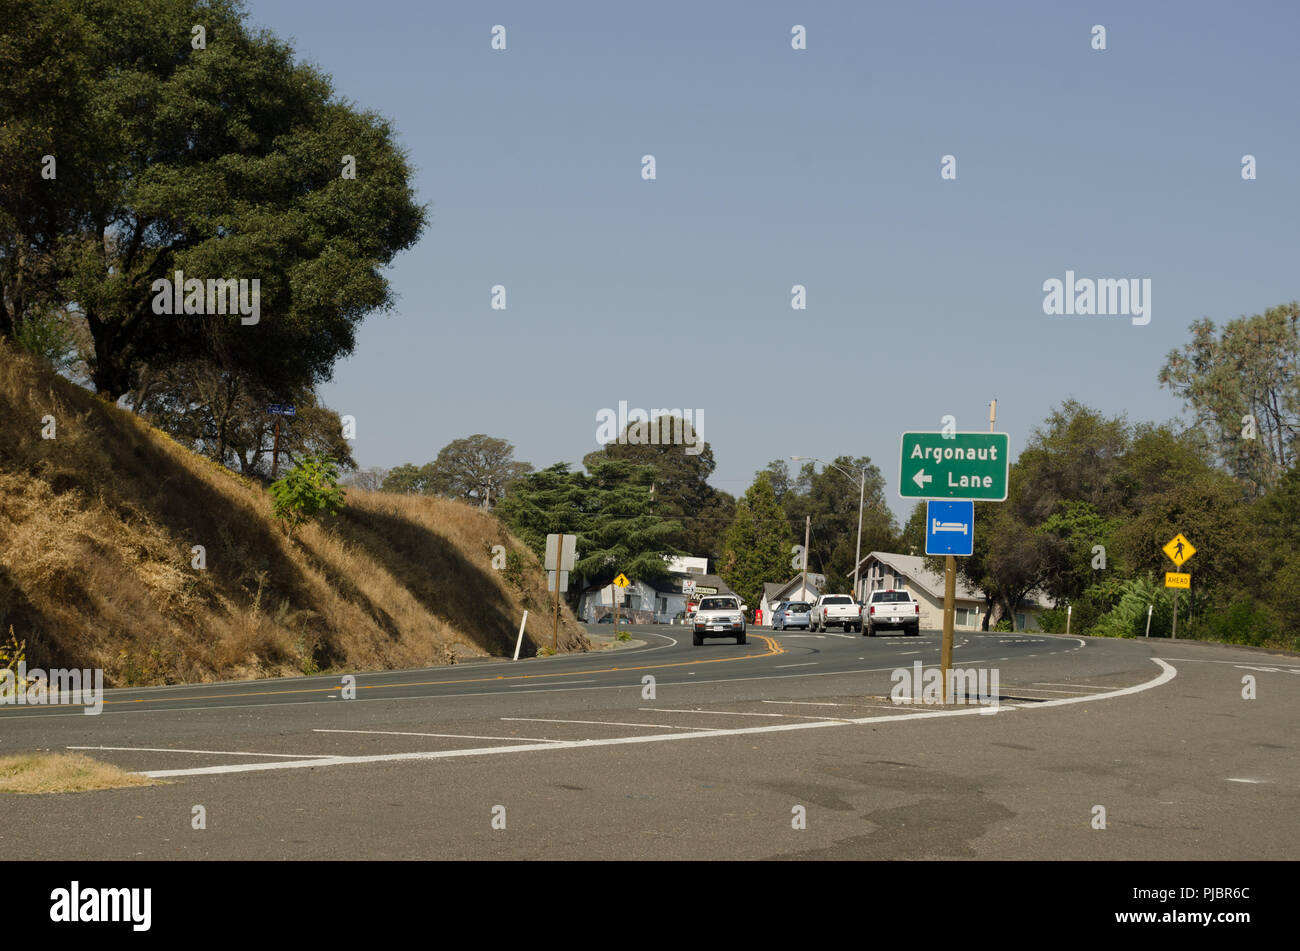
1144, 603, 1153, 639
513, 610, 529, 660
1066, 604, 1072, 635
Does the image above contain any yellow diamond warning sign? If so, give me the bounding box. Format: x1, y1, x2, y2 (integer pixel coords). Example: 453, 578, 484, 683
1162, 533, 1196, 568
613, 573, 630, 588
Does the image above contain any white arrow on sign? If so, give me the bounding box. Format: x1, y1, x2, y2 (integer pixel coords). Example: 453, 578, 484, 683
913, 469, 932, 489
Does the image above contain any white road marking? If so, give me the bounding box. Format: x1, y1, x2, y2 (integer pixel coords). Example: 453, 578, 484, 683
1033, 683, 1111, 690
508, 680, 596, 687
136, 661, 1176, 778
760, 700, 849, 707
639, 707, 851, 722
500, 716, 713, 732
773, 662, 818, 669
313, 728, 560, 743
1164, 657, 1300, 667
1226, 778, 1270, 784
68, 745, 334, 759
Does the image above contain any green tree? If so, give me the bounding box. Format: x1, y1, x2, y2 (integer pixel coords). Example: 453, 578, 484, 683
141, 359, 355, 477
422, 434, 532, 505
1159, 302, 1300, 494
584, 416, 731, 560
897, 501, 927, 556
494, 461, 683, 598
270, 453, 345, 535
719, 474, 792, 609
782, 456, 895, 592
1, 0, 426, 400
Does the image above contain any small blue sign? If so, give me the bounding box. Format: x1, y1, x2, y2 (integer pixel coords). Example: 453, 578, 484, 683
267, 404, 296, 417
925, 500, 974, 556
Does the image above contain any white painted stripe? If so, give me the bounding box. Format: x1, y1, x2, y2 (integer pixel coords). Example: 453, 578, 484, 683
639, 707, 851, 722
500, 717, 714, 732
313, 729, 560, 743
1225, 777, 1269, 784
136, 661, 1175, 778
760, 700, 849, 707
508, 680, 596, 687
1165, 657, 1300, 667
773, 662, 817, 669
1032, 682, 1111, 690
68, 745, 334, 759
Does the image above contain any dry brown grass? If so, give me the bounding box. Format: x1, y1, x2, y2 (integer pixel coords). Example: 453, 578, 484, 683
0, 345, 588, 685
0, 752, 156, 794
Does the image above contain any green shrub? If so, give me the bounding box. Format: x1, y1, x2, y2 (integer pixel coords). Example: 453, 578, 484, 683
270, 454, 345, 534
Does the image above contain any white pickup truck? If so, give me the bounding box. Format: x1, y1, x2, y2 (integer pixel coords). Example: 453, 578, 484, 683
863, 588, 920, 636
810, 594, 860, 633
691, 594, 748, 645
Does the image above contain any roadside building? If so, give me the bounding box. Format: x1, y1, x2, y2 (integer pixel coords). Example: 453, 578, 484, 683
849, 551, 1043, 632
758, 574, 824, 625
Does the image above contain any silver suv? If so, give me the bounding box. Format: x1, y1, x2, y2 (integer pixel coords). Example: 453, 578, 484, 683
692, 595, 748, 645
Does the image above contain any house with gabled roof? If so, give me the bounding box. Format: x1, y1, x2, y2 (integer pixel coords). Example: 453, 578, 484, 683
849, 551, 1043, 632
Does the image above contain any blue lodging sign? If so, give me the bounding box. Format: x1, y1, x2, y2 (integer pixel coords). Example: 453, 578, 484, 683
925, 500, 975, 556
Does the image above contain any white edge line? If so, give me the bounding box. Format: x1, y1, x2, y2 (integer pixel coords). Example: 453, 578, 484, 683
138, 660, 1176, 778
68, 745, 336, 759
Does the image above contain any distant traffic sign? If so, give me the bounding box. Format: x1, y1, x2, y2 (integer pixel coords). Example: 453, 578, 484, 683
1162, 533, 1195, 568
899, 432, 1010, 500
1165, 572, 1190, 589
613, 573, 630, 588
925, 500, 974, 556
267, 404, 296, 417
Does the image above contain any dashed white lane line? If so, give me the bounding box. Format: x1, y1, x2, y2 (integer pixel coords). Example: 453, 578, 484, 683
500, 716, 714, 732
639, 707, 851, 722
313, 728, 560, 743
773, 662, 818, 669
760, 700, 850, 707
1033, 683, 1112, 690
508, 680, 596, 687
68, 745, 335, 759
1226, 778, 1270, 784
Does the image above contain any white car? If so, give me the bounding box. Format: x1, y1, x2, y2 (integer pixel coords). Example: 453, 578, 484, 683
692, 595, 748, 645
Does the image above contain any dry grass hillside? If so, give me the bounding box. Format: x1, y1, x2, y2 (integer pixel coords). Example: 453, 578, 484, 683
0, 346, 588, 686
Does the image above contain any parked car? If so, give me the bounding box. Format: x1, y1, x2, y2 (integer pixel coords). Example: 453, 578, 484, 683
810, 594, 860, 633
772, 601, 811, 631
597, 614, 630, 625
863, 589, 921, 636
692, 595, 747, 645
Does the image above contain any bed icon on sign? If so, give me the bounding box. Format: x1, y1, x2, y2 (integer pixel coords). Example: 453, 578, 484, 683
925, 500, 975, 556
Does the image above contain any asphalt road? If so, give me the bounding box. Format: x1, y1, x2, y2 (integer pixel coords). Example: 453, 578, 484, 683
1, 625, 1296, 859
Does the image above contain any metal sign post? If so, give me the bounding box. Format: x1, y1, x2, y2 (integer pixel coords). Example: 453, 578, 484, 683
1162, 534, 1195, 640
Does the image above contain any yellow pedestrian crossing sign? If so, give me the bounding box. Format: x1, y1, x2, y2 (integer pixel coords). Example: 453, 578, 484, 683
613, 573, 630, 588
1162, 533, 1196, 568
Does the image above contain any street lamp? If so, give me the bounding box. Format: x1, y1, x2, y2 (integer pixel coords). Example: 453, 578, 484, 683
791, 455, 868, 602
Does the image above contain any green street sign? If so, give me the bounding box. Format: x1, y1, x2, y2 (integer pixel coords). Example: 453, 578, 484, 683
899, 432, 1010, 500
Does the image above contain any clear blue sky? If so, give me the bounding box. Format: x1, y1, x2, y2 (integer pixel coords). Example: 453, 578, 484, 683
246, 0, 1299, 524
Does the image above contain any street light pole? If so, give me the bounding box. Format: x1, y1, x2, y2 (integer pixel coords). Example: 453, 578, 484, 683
791, 456, 867, 600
